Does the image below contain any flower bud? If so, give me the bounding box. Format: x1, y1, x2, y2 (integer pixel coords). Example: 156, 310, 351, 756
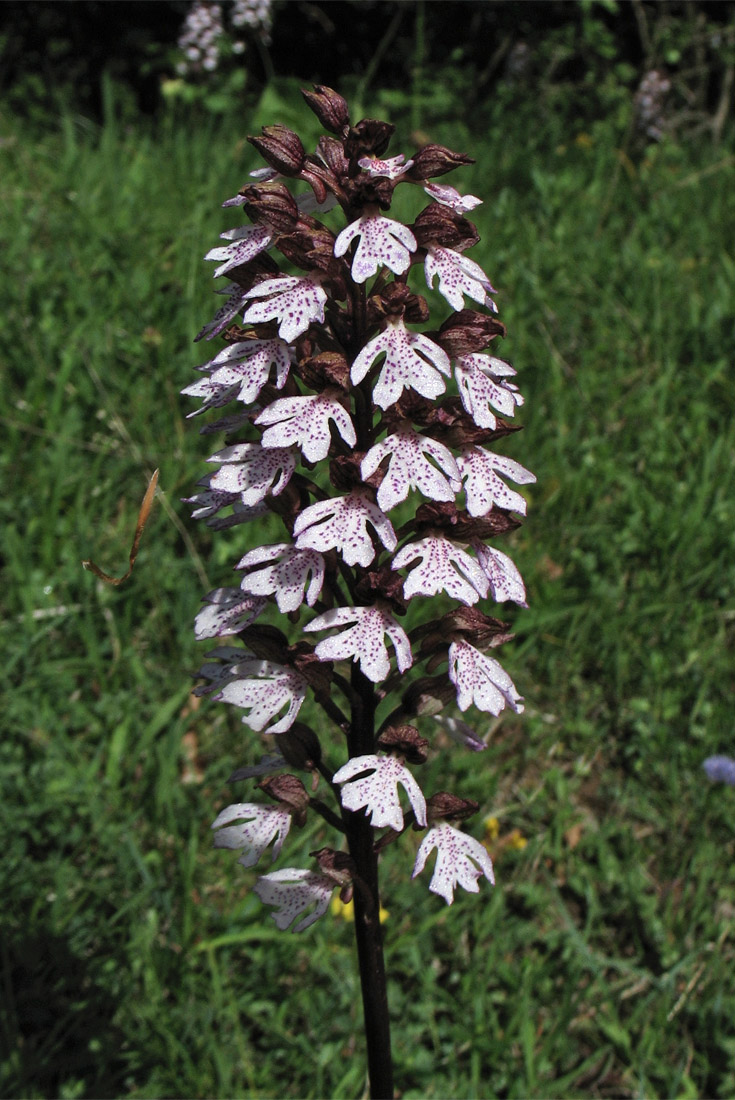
239, 622, 290, 661
425, 792, 479, 824
436, 310, 506, 357
412, 204, 479, 251
315, 135, 350, 179
290, 645, 335, 704
301, 85, 350, 134
329, 454, 367, 492
402, 675, 455, 717
238, 184, 300, 234
367, 282, 429, 325
260, 773, 310, 826
377, 725, 429, 764
348, 173, 395, 211
354, 568, 406, 613
294, 350, 351, 391
407, 143, 475, 180
409, 500, 521, 541
248, 125, 306, 176
421, 609, 511, 662
274, 722, 322, 770
276, 219, 337, 273
311, 847, 356, 886
345, 119, 395, 159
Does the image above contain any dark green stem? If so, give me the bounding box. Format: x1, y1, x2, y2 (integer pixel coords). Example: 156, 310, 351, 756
345, 664, 394, 1099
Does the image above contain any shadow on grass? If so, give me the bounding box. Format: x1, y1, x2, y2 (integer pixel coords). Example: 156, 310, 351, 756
0, 925, 128, 1099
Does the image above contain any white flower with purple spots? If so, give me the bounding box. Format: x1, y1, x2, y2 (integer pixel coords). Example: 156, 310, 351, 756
195, 587, 266, 639
454, 353, 524, 430
243, 275, 327, 341
294, 491, 396, 567
425, 246, 497, 312
472, 542, 528, 607
254, 868, 335, 932
423, 182, 482, 212
182, 338, 291, 414
215, 658, 308, 733
238, 544, 325, 613
205, 223, 273, 278
361, 425, 461, 512
304, 605, 412, 683
448, 640, 524, 716
412, 823, 495, 904
351, 318, 451, 409
256, 391, 356, 462
358, 154, 414, 179
457, 447, 536, 517
392, 536, 488, 605
333, 754, 427, 831
334, 209, 417, 282
212, 802, 292, 868
207, 442, 296, 506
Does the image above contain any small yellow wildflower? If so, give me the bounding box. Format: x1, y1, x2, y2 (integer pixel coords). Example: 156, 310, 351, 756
331, 896, 354, 921
331, 896, 389, 924
508, 830, 528, 851
483, 815, 500, 841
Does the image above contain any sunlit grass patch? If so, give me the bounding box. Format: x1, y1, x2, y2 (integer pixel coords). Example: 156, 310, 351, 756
1, 89, 734, 1098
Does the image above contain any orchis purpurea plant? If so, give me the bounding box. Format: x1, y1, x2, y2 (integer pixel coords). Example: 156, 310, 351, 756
185, 86, 535, 1098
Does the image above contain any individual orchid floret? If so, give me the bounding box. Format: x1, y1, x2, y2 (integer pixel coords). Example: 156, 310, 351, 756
334, 210, 417, 282
448, 640, 524, 716
182, 339, 292, 414
195, 587, 266, 639
186, 484, 269, 530
205, 223, 273, 278
245, 166, 279, 184
358, 154, 414, 179
333, 754, 427, 831
184, 485, 240, 520
242, 275, 328, 341
423, 181, 483, 212
255, 392, 356, 462
351, 318, 451, 409
238, 544, 325, 613
254, 868, 336, 932
207, 442, 296, 506
455, 353, 524, 429
361, 425, 461, 512
425, 247, 498, 313
457, 446, 536, 517
294, 491, 396, 567
433, 714, 488, 752
473, 542, 528, 607
195, 283, 251, 342
304, 605, 412, 683
215, 658, 308, 733
392, 536, 489, 606
212, 802, 291, 868
412, 822, 494, 904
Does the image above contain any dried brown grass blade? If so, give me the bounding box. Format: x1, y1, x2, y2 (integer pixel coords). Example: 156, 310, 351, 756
82, 469, 159, 585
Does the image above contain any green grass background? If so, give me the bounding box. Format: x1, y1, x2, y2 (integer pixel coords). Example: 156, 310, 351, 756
2, 76, 734, 1098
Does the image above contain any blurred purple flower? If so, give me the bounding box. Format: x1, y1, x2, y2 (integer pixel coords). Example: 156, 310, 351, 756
703, 755, 735, 785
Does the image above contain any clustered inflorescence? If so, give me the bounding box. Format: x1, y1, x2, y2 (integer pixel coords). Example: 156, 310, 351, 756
176, 0, 273, 76
185, 86, 535, 932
